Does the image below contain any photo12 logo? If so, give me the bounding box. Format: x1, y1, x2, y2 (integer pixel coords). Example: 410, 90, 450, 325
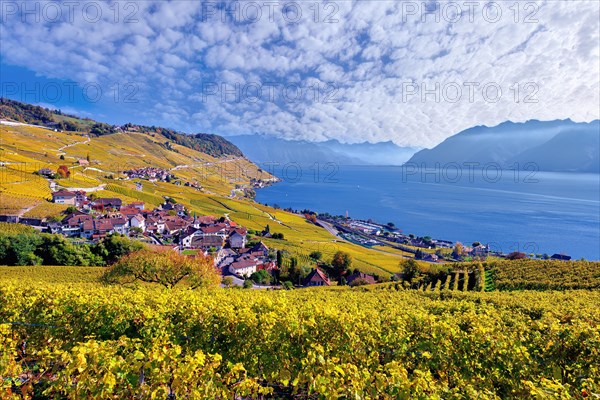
401, 162, 540, 184
399, 1, 540, 24
200, 1, 340, 24
261, 162, 340, 184
199, 82, 338, 104
401, 82, 539, 104
1, 82, 139, 104
0, 1, 140, 23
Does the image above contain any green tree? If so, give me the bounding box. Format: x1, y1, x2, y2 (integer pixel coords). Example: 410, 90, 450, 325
243, 279, 254, 289
92, 234, 144, 265
331, 251, 352, 278
401, 259, 420, 283
64, 206, 79, 214
309, 251, 322, 261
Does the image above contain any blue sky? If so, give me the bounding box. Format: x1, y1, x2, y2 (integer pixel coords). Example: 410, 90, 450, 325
1, 0, 599, 147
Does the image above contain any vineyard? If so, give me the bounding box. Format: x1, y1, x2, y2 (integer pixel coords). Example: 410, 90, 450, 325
488, 259, 600, 290
0, 269, 599, 399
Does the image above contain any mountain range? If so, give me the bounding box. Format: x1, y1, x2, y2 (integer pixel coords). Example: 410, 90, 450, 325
407, 119, 600, 173
226, 135, 419, 166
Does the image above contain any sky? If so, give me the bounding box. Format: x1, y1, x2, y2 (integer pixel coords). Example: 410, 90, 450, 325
1, 0, 599, 147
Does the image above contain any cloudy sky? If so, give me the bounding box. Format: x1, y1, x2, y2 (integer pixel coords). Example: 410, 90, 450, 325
1, 0, 599, 147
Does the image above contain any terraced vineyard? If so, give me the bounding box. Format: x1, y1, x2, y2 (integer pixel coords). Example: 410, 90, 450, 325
0, 270, 598, 399
488, 259, 600, 290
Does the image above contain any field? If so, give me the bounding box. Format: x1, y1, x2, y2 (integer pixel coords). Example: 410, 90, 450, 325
0, 266, 598, 399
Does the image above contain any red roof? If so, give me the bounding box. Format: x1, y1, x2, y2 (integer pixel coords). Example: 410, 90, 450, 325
303, 268, 331, 286
52, 190, 76, 197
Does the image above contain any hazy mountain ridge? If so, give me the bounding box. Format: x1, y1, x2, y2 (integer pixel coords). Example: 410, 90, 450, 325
407, 120, 600, 173
227, 135, 419, 166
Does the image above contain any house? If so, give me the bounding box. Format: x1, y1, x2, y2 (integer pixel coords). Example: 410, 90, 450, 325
38, 167, 53, 176
52, 190, 76, 205
228, 231, 246, 249
129, 214, 146, 232
130, 202, 145, 210
119, 206, 141, 218
551, 253, 572, 261
145, 216, 166, 233
74, 190, 87, 206
62, 213, 92, 236
164, 219, 187, 235
303, 268, 331, 287
215, 248, 237, 268
110, 217, 129, 235
92, 198, 123, 211
421, 253, 439, 262
77, 159, 89, 166
228, 259, 259, 277
181, 228, 201, 248
200, 224, 229, 238
81, 219, 115, 238
261, 225, 272, 238
346, 272, 377, 286
191, 235, 225, 251
471, 244, 490, 257
249, 242, 269, 257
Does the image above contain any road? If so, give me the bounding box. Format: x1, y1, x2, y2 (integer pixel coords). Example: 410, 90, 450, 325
316, 219, 340, 237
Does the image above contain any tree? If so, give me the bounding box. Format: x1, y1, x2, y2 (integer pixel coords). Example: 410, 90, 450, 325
309, 251, 322, 261
243, 279, 254, 289
387, 222, 395, 228
92, 234, 145, 265
56, 165, 70, 179
86, 152, 90, 162
102, 250, 221, 289
250, 269, 272, 285
289, 257, 300, 283
452, 242, 465, 259
64, 206, 78, 215
401, 259, 420, 283
59, 154, 65, 160
276, 250, 283, 268
472, 241, 481, 247
331, 251, 352, 278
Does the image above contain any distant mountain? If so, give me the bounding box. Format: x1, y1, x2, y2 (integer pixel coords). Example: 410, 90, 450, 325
0, 98, 243, 158
407, 120, 600, 173
227, 135, 419, 166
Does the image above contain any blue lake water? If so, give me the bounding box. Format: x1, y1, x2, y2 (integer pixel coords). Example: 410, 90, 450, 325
255, 165, 600, 260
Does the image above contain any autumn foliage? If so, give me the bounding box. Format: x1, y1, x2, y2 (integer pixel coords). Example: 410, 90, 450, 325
56, 165, 71, 178
102, 249, 221, 289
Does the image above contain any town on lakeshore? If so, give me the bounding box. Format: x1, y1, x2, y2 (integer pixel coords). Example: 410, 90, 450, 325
1, 182, 573, 288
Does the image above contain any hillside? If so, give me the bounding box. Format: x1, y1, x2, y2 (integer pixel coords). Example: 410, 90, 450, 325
0, 110, 408, 276
407, 119, 600, 173
0, 98, 242, 158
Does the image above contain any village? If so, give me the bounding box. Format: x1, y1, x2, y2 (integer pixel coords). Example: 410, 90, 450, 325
33, 189, 353, 287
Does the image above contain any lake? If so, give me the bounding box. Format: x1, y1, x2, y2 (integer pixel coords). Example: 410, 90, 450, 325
255, 164, 600, 260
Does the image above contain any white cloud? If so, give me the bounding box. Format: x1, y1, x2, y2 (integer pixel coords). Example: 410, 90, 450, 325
1, 0, 598, 147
